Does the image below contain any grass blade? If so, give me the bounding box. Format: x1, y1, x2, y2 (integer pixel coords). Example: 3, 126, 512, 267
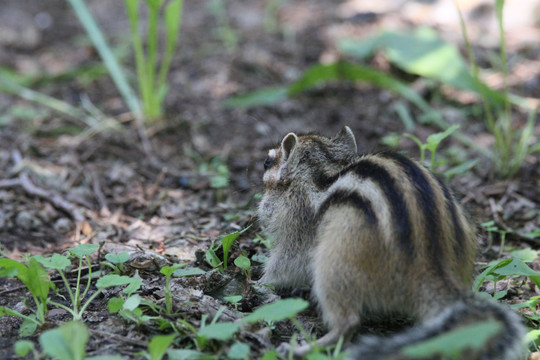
157, 0, 184, 103
67, 0, 141, 117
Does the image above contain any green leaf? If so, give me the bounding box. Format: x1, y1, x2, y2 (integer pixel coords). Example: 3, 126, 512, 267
223, 86, 288, 108
40, 321, 89, 360
209, 175, 229, 189
261, 351, 279, 360
401, 320, 502, 357
167, 349, 214, 360
338, 35, 383, 59
234, 256, 251, 271
27, 257, 51, 303
124, 295, 142, 311
96, 274, 134, 288
306, 354, 333, 360
14, 340, 34, 356
290, 61, 433, 114
104, 252, 130, 264
172, 267, 206, 277
34, 253, 71, 271
493, 290, 508, 300
509, 296, 540, 311
85, 356, 126, 360
491, 258, 540, 277
524, 229, 540, 239
148, 334, 176, 360
224, 295, 242, 304
0, 258, 28, 281
251, 254, 268, 264
243, 298, 309, 323
443, 159, 478, 180
205, 249, 221, 268
123, 277, 142, 295
19, 318, 39, 337
0, 306, 25, 318
510, 248, 538, 262
70, 244, 99, 258
221, 226, 252, 270
472, 258, 512, 291
160, 264, 185, 277
339, 28, 506, 106
197, 322, 241, 341
107, 297, 124, 314
526, 329, 540, 343
227, 342, 250, 359
426, 124, 460, 147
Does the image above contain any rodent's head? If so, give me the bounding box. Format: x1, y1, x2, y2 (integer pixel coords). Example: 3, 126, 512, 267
262, 126, 358, 189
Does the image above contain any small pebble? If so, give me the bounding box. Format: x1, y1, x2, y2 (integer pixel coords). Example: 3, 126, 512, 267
15, 211, 42, 230
54, 217, 73, 233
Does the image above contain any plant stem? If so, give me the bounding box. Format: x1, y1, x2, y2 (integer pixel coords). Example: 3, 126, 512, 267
74, 257, 83, 308
12, 311, 43, 326
80, 255, 93, 301
147, 3, 159, 118
58, 270, 77, 314
78, 289, 105, 317
48, 301, 78, 319
0, 77, 99, 127
31, 294, 46, 324
165, 276, 172, 314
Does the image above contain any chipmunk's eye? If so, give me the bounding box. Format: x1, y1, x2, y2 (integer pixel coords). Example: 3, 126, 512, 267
263, 157, 274, 171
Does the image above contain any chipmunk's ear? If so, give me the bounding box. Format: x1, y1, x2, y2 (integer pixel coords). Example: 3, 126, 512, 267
281, 132, 298, 162
333, 126, 357, 154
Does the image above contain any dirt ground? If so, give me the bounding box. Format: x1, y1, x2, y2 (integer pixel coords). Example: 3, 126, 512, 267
0, 0, 539, 358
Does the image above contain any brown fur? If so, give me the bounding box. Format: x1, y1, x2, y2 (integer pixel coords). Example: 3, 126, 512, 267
258, 127, 525, 359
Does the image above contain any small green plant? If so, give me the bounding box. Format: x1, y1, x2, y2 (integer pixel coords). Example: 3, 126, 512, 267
221, 226, 251, 270
67, 0, 183, 121
160, 264, 184, 314
195, 298, 309, 351
227, 341, 251, 359
0, 257, 51, 335
253, 233, 272, 249
108, 293, 158, 326
205, 226, 252, 271
405, 124, 460, 171
146, 334, 176, 360
14, 321, 91, 360
454, 0, 540, 178
125, 0, 184, 120
33, 244, 141, 321
525, 229, 540, 239
101, 251, 130, 274
481, 221, 513, 257
208, 0, 239, 52
473, 250, 540, 299
202, 156, 231, 190
224, 296, 242, 311
234, 255, 251, 280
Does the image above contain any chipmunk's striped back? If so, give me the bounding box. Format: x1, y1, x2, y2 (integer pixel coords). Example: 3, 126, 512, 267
316, 151, 476, 288
258, 127, 525, 359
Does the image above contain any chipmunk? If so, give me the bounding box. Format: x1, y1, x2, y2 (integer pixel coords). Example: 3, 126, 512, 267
258, 126, 525, 359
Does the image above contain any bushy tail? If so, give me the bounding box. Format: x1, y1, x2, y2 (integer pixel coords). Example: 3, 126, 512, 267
346, 296, 526, 360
